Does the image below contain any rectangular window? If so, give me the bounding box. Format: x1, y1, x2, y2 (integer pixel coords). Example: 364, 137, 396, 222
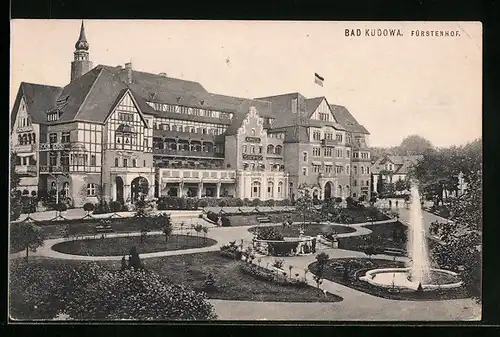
90, 155, 96, 166
313, 165, 321, 173
49, 133, 57, 144
325, 165, 333, 173
49, 152, 57, 166
313, 131, 321, 141
336, 166, 343, 174
123, 158, 128, 167
336, 134, 343, 142
143, 160, 146, 167
132, 159, 137, 167
115, 158, 119, 167
302, 167, 308, 176
61, 131, 70, 143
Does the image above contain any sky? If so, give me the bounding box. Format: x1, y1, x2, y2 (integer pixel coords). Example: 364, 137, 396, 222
10, 20, 482, 147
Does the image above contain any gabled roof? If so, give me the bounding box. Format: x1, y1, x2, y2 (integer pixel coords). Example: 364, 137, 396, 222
255, 92, 308, 129
10, 82, 63, 130
304, 97, 324, 117
371, 155, 423, 174
223, 98, 274, 136
329, 104, 370, 135
54, 66, 154, 123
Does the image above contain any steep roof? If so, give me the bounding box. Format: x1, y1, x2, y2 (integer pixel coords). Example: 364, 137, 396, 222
329, 104, 370, 135
304, 97, 323, 117
10, 82, 63, 130
222, 98, 274, 136
54, 66, 154, 123
255, 92, 308, 129
372, 155, 423, 174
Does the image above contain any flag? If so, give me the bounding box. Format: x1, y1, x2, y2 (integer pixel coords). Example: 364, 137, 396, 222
314, 73, 324, 87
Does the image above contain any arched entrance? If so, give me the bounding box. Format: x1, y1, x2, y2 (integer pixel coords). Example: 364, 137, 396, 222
115, 177, 124, 204
131, 177, 149, 201
324, 181, 333, 199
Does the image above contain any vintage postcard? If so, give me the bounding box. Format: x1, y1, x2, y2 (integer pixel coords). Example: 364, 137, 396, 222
9, 20, 482, 321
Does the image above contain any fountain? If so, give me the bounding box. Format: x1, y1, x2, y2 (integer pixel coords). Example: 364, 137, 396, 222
359, 181, 463, 292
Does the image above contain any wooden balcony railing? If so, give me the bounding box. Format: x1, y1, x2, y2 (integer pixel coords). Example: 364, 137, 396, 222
153, 148, 224, 158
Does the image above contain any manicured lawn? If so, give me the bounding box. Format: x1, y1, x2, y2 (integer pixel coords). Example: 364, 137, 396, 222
51, 234, 217, 256
337, 221, 409, 252
227, 207, 389, 227
308, 258, 468, 301
110, 251, 343, 302
248, 223, 356, 238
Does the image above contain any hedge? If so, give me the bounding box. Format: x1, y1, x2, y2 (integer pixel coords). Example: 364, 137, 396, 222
267, 241, 300, 257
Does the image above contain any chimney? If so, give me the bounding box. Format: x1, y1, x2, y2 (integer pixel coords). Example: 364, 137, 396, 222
125, 62, 132, 83
159, 72, 167, 77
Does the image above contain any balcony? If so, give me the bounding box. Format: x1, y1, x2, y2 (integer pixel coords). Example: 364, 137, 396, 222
153, 129, 217, 143
39, 142, 73, 151
40, 165, 70, 174
16, 125, 34, 133
153, 148, 224, 159
13, 144, 36, 153
321, 138, 338, 146
160, 168, 236, 183
15, 165, 37, 176
111, 166, 154, 174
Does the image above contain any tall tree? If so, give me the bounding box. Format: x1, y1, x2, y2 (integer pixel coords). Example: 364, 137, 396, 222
431, 169, 482, 301
398, 135, 434, 155
10, 222, 46, 259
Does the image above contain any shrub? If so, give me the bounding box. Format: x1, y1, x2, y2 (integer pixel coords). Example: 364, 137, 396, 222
267, 241, 299, 257
121, 204, 129, 212
218, 199, 227, 208
22, 189, 29, 195
358, 195, 366, 202
31, 190, 37, 197
93, 201, 110, 215
272, 258, 285, 269
10, 222, 46, 258
198, 199, 208, 209
252, 198, 261, 207
83, 202, 95, 213
220, 216, 231, 227
55, 202, 67, 212
345, 196, 354, 206
280, 199, 291, 206
256, 227, 284, 241
206, 211, 218, 223
235, 198, 244, 207
220, 242, 242, 260
243, 198, 251, 206
157, 201, 168, 210
178, 198, 187, 210
334, 197, 342, 203
109, 201, 122, 213
9, 260, 217, 320
264, 199, 275, 207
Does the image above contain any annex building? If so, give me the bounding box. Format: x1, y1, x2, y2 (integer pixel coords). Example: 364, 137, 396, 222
10, 22, 372, 207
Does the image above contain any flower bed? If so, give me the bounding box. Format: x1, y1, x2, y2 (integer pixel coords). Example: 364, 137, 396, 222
249, 223, 356, 238
239, 263, 308, 287
51, 234, 217, 256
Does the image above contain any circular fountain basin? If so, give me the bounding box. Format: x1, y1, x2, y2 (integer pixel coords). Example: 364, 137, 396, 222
359, 267, 463, 291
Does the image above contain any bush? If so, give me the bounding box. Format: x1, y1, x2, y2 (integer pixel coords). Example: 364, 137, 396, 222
9, 260, 217, 320
252, 198, 261, 207
264, 199, 275, 207
83, 202, 95, 213
218, 199, 227, 208
235, 198, 244, 207
55, 202, 67, 212
256, 227, 284, 241
22, 189, 29, 195
334, 197, 342, 203
267, 241, 299, 257
93, 201, 111, 215
220, 216, 231, 227
358, 195, 366, 202
220, 242, 242, 260
31, 190, 37, 197
157, 201, 168, 210
198, 199, 208, 208
206, 211, 218, 223
121, 204, 129, 212
109, 201, 122, 213
243, 198, 251, 206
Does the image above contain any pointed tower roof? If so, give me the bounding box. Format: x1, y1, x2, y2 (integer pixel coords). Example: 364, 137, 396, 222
75, 21, 89, 51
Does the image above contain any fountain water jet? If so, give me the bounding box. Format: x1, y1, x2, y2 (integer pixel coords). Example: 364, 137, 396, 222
359, 181, 463, 292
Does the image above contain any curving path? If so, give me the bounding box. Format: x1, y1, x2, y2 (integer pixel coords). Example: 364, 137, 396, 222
9, 211, 481, 321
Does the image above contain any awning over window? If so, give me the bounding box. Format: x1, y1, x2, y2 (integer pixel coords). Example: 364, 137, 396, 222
312, 161, 321, 165
324, 162, 333, 166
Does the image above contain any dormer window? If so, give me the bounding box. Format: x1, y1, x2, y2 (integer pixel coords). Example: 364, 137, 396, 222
47, 111, 59, 122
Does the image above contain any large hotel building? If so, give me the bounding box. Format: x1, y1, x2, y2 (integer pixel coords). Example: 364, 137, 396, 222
10, 22, 372, 207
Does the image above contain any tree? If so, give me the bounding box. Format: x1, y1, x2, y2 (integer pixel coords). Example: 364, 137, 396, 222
395, 179, 410, 192
202, 226, 209, 244
431, 170, 482, 301
363, 245, 376, 259
398, 135, 434, 155
194, 224, 203, 245
10, 152, 22, 221
10, 222, 46, 259
313, 252, 329, 288
83, 202, 95, 218
295, 189, 315, 225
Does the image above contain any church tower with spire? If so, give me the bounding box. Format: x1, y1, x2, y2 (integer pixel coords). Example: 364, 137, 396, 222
70, 21, 93, 82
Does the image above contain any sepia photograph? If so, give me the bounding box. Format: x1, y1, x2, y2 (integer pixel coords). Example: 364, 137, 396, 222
9, 20, 482, 321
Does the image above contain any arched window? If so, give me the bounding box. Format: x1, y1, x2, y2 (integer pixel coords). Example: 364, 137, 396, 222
267, 145, 274, 154
51, 182, 56, 190
267, 181, 274, 199
303, 152, 308, 162
250, 146, 255, 154
338, 185, 343, 196
354, 165, 358, 175
289, 182, 294, 197
361, 166, 365, 175
87, 183, 97, 196
251, 181, 261, 198
346, 165, 350, 175
243, 145, 247, 153
367, 167, 370, 174
278, 181, 284, 198
251, 129, 256, 136
63, 182, 70, 197
275, 145, 282, 155
115, 124, 135, 148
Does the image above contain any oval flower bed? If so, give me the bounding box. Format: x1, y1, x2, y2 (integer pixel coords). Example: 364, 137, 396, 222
52, 234, 217, 256
249, 223, 356, 238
